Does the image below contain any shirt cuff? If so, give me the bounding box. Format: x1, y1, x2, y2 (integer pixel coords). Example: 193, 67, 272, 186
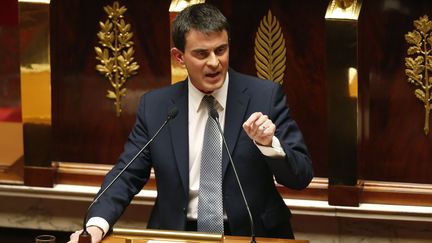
255, 136, 286, 158
87, 217, 110, 237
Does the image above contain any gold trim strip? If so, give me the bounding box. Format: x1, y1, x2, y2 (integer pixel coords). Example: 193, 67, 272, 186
112, 228, 222, 242
18, 0, 50, 3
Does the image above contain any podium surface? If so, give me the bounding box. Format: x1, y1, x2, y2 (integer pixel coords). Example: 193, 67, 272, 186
103, 228, 309, 243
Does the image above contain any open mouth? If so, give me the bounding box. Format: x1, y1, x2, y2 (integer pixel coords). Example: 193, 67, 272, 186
206, 72, 220, 78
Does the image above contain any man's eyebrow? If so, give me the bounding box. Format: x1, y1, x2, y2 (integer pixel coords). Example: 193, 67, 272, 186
216, 43, 229, 49
191, 43, 229, 53
191, 48, 208, 53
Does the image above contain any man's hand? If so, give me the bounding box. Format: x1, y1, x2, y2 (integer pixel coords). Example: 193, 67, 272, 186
242, 112, 275, 146
67, 226, 104, 243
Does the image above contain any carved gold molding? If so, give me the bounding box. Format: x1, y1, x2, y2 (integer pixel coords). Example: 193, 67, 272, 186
325, 0, 362, 20
335, 0, 354, 9
95, 1, 139, 117
404, 15, 432, 135
169, 0, 205, 12
254, 10, 286, 84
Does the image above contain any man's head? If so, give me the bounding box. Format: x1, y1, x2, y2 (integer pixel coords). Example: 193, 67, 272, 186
171, 3, 230, 94
172, 3, 230, 52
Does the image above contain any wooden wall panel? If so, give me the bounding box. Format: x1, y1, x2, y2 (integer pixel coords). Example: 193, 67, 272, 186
47, 0, 432, 203
0, 0, 20, 122
3, 0, 427, 207
0, 0, 18, 26
51, 0, 171, 164
50, 0, 330, 178
210, 0, 330, 178
358, 0, 432, 184
0, 0, 22, 184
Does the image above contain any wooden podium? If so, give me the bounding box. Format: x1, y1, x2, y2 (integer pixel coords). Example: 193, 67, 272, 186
103, 228, 309, 243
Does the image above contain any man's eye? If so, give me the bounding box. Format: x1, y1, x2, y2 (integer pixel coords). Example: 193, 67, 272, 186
215, 47, 227, 56
196, 51, 208, 58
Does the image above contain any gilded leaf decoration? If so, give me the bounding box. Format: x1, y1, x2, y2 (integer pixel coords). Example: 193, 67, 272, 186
405, 15, 432, 135
254, 10, 287, 84
95, 1, 139, 117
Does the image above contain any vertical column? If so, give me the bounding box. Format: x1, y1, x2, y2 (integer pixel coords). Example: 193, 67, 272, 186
325, 0, 363, 206
19, 0, 53, 187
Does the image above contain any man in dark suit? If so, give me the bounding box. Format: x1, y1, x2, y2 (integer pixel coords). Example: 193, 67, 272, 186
69, 3, 313, 243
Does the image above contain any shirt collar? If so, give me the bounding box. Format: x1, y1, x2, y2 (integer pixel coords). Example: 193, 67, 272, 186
188, 72, 229, 113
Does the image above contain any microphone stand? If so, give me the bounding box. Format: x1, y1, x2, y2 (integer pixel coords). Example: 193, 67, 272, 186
78, 107, 178, 243
210, 109, 257, 243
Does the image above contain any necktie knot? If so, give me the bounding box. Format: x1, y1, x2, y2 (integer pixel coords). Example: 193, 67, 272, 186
202, 95, 216, 114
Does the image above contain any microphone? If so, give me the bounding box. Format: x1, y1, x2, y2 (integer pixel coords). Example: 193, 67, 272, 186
78, 107, 179, 243
209, 108, 257, 243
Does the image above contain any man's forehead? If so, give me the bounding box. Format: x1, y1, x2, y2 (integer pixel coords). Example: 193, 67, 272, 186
184, 30, 229, 49
185, 29, 228, 37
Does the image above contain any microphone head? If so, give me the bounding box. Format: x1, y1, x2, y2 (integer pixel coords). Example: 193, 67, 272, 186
209, 107, 219, 120
167, 107, 179, 120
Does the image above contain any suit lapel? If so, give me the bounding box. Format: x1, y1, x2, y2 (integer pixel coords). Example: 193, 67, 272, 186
222, 72, 250, 175
168, 81, 189, 197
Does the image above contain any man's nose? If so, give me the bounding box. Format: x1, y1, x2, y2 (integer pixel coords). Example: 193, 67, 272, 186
207, 52, 220, 67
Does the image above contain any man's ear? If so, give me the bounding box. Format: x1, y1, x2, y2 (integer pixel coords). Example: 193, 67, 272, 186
171, 48, 184, 65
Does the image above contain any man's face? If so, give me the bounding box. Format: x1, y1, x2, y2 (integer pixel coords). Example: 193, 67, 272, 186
172, 29, 229, 94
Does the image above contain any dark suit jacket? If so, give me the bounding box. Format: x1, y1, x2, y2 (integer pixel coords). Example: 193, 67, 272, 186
89, 69, 313, 239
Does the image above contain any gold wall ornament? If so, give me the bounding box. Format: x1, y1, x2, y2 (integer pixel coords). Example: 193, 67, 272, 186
95, 1, 139, 117
254, 10, 287, 84
169, 0, 205, 12
335, 0, 354, 9
404, 15, 432, 135
325, 0, 361, 20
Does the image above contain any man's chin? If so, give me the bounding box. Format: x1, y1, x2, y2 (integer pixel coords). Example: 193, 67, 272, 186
201, 82, 223, 93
